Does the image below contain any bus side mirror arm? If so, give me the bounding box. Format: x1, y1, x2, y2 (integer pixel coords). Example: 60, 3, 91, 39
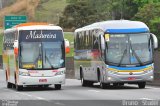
150, 33, 158, 49
100, 35, 105, 50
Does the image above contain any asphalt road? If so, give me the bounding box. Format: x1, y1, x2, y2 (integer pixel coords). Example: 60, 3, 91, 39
0, 70, 160, 106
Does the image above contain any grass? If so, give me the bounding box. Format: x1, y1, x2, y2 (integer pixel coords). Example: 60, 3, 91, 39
64, 32, 74, 43
64, 32, 74, 57
35, 0, 68, 24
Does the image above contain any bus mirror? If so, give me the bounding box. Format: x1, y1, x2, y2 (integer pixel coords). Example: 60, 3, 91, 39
150, 33, 158, 49
100, 35, 105, 50
65, 39, 70, 53
13, 40, 18, 56
65, 39, 69, 47
14, 48, 18, 56
13, 40, 18, 48
65, 47, 70, 53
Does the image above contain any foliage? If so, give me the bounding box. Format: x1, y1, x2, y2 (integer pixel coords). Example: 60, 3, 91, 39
59, 1, 99, 29
133, 3, 160, 41
35, 0, 67, 25
59, 0, 139, 28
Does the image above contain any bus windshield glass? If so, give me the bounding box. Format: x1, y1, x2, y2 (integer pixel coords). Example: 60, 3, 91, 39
19, 30, 65, 69
105, 33, 153, 66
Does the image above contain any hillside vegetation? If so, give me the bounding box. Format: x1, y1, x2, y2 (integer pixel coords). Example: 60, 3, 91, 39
0, 0, 67, 26
35, 0, 67, 25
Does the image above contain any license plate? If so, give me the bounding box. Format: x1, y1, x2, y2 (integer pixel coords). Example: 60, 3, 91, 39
39, 79, 47, 82
128, 77, 136, 80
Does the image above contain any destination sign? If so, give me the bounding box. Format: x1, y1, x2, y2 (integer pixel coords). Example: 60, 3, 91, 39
19, 30, 63, 42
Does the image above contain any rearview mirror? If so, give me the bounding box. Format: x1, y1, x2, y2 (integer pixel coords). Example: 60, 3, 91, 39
100, 35, 105, 50
13, 40, 19, 56
150, 33, 158, 49
65, 39, 69, 47
65, 39, 70, 53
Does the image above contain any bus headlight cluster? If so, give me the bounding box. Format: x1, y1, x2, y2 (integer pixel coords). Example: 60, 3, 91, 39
19, 71, 30, 76
150, 75, 153, 79
143, 69, 153, 73
55, 70, 65, 76
108, 70, 117, 74
107, 77, 112, 80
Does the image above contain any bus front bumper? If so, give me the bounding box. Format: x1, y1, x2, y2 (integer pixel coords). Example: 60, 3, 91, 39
104, 71, 154, 83
17, 74, 65, 86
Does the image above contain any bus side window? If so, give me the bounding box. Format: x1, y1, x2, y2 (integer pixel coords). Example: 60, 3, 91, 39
93, 36, 99, 50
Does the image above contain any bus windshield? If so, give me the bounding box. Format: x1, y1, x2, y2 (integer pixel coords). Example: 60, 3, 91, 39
105, 33, 153, 66
19, 30, 65, 69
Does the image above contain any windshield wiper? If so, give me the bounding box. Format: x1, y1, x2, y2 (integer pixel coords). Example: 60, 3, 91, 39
44, 50, 54, 69
118, 48, 127, 66
130, 41, 143, 66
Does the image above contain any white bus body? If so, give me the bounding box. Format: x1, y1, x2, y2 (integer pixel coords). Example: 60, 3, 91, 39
74, 20, 158, 89
3, 23, 67, 90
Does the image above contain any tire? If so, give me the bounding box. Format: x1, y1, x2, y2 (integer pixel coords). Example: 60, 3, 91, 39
138, 82, 146, 89
55, 84, 61, 90
7, 82, 12, 88
80, 70, 88, 87
81, 76, 88, 87
15, 73, 23, 91
100, 82, 107, 89
16, 85, 23, 91
99, 74, 107, 89
87, 81, 93, 87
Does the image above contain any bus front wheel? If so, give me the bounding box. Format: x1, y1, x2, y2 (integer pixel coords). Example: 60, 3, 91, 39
16, 85, 23, 91
80, 71, 88, 87
99, 75, 107, 89
15, 73, 23, 91
55, 84, 61, 90
7, 82, 12, 88
138, 82, 146, 89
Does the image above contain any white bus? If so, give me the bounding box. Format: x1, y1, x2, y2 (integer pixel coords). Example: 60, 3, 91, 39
74, 20, 158, 89
3, 23, 70, 91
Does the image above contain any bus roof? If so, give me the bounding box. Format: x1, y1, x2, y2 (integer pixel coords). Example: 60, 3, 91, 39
4, 23, 62, 33
17, 25, 62, 31
75, 20, 149, 33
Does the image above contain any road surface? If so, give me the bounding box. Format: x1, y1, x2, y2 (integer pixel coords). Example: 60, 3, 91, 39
0, 70, 160, 106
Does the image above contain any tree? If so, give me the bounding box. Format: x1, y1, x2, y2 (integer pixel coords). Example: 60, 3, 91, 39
59, 1, 98, 29
133, 3, 160, 41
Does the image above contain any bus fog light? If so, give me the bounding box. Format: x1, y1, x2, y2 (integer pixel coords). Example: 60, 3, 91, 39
19, 71, 30, 76
108, 71, 117, 74
107, 77, 112, 80
150, 76, 153, 79
55, 71, 64, 76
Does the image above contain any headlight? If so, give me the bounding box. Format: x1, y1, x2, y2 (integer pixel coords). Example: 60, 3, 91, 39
143, 69, 153, 74
108, 70, 117, 74
19, 71, 30, 76
55, 70, 65, 76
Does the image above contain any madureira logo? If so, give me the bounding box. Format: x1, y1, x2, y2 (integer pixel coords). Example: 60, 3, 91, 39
26, 31, 57, 39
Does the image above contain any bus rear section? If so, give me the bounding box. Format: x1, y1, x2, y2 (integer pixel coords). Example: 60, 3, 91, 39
3, 23, 69, 91
74, 20, 158, 89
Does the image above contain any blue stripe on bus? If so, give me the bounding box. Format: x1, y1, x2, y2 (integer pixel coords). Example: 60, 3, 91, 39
105, 28, 149, 33
108, 64, 152, 70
